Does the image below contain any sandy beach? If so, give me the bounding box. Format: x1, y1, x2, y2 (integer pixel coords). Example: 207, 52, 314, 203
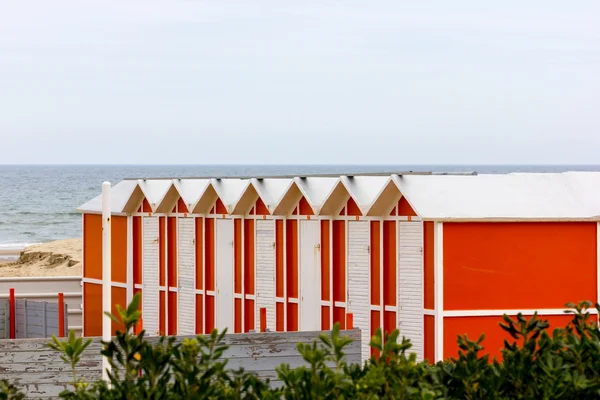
0, 238, 82, 277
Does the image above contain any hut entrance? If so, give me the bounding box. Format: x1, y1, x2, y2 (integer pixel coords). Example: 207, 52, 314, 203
299, 220, 321, 331
142, 216, 160, 336
215, 219, 234, 332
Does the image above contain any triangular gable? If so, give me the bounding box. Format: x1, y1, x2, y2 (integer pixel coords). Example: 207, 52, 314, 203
253, 178, 295, 215
294, 177, 340, 216
255, 197, 270, 215
298, 197, 314, 216
367, 178, 403, 216
211, 179, 251, 215
346, 197, 362, 216
341, 176, 393, 216
271, 180, 304, 215
231, 180, 260, 215
390, 174, 422, 218
77, 180, 140, 214
397, 196, 417, 217
174, 179, 212, 214
154, 182, 181, 213
138, 180, 174, 213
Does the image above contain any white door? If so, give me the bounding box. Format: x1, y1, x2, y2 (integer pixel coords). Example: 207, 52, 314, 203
215, 219, 234, 332
299, 220, 321, 331
178, 218, 196, 335
256, 220, 276, 331
398, 221, 424, 361
142, 217, 160, 336
347, 220, 370, 362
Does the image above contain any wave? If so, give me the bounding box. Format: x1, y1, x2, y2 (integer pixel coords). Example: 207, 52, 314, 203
0, 242, 40, 250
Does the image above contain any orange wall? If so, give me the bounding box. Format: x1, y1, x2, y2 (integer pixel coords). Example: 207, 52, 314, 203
398, 197, 417, 217
370, 221, 380, 306
111, 216, 128, 284
168, 291, 177, 335
424, 315, 435, 362
133, 216, 142, 285
205, 218, 214, 291
346, 197, 362, 216
332, 220, 346, 329
159, 217, 165, 286
255, 198, 269, 215
111, 286, 127, 335
167, 217, 177, 287
321, 220, 331, 330
83, 282, 102, 336
244, 219, 255, 332
443, 222, 597, 310
423, 222, 434, 310
195, 218, 203, 289
286, 219, 298, 331
298, 197, 314, 216
443, 314, 598, 360
83, 214, 102, 280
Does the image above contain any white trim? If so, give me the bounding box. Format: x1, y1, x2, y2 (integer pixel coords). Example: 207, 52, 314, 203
597, 222, 600, 315
159, 286, 167, 291
345, 219, 349, 315
384, 305, 396, 312
81, 214, 85, 335
329, 218, 334, 329
207, 290, 216, 296
424, 309, 435, 316
245, 294, 256, 300
443, 308, 599, 317
164, 216, 169, 334
234, 293, 243, 300
320, 300, 332, 306
168, 287, 178, 292
82, 277, 103, 285
379, 219, 384, 336
135, 284, 143, 290
202, 215, 206, 333
283, 217, 287, 332
241, 217, 245, 332
254, 216, 257, 332
434, 222, 444, 362
195, 289, 205, 295
370, 305, 382, 311
112, 282, 128, 289
334, 301, 347, 307
275, 296, 285, 303
127, 216, 133, 305
288, 297, 299, 304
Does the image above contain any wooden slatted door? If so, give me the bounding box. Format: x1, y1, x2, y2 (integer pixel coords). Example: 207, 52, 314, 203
299, 220, 321, 331
215, 219, 235, 332
142, 217, 160, 336
178, 218, 196, 335
398, 221, 424, 360
256, 220, 276, 331
347, 220, 370, 362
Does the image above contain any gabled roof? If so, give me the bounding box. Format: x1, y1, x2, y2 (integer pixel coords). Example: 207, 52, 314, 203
251, 178, 294, 215
138, 179, 174, 213
341, 175, 395, 216
294, 177, 342, 215
173, 179, 212, 214
211, 179, 251, 214
77, 180, 139, 214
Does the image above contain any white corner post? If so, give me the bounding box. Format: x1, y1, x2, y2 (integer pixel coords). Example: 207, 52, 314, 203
433, 222, 444, 362
102, 182, 112, 382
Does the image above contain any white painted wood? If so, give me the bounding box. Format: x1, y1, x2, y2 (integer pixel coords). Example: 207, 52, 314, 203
434, 222, 444, 362
142, 217, 160, 336
444, 308, 599, 317
178, 218, 196, 335
597, 222, 600, 322
398, 221, 424, 361
256, 220, 276, 331
126, 216, 133, 305
215, 219, 235, 332
347, 220, 370, 362
299, 220, 321, 331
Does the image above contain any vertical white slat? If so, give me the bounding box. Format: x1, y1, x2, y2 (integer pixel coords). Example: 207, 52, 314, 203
347, 220, 370, 362
216, 219, 235, 332
283, 217, 287, 332
126, 216, 133, 305
164, 217, 169, 334
329, 218, 334, 329
434, 222, 444, 362
256, 219, 276, 331
178, 218, 196, 335
398, 221, 424, 361
241, 217, 245, 332
142, 217, 160, 336
299, 220, 321, 331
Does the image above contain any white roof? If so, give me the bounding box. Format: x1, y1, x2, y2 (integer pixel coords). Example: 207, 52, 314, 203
395, 172, 600, 220
77, 172, 600, 220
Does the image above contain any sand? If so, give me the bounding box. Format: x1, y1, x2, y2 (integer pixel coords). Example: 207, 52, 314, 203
0, 238, 82, 277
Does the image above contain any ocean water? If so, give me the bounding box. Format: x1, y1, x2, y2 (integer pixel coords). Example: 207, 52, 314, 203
1, 164, 599, 249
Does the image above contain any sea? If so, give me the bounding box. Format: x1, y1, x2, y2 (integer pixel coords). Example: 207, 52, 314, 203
1, 164, 599, 251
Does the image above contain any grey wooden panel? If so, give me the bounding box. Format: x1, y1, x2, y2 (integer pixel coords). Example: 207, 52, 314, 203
0, 300, 7, 339
0, 329, 361, 399
13, 299, 67, 339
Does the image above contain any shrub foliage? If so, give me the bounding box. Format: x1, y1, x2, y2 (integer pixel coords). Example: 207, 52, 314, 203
3, 295, 600, 399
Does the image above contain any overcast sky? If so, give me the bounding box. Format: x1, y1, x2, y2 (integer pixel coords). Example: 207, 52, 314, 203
0, 1, 598, 165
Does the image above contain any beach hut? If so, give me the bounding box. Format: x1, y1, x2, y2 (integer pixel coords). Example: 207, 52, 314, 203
77, 172, 600, 364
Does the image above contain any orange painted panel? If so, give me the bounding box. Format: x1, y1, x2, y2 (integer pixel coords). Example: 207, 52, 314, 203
383, 221, 396, 306
133, 216, 142, 285
235, 298, 242, 333
142, 198, 152, 213
321, 220, 331, 302
159, 217, 165, 286
83, 214, 102, 280
287, 303, 298, 331
177, 197, 189, 213
442, 314, 595, 361
215, 198, 227, 215
389, 206, 397, 217
167, 217, 177, 288
244, 299, 255, 333
423, 222, 434, 310
333, 307, 346, 329
255, 198, 270, 215
111, 216, 128, 284
234, 219, 242, 294
111, 286, 127, 335
339, 206, 346, 216
205, 219, 215, 291
210, 206, 215, 214
424, 315, 435, 362
133, 288, 142, 334
286, 220, 298, 298
276, 302, 284, 332
195, 218, 203, 289
384, 311, 396, 336
321, 306, 330, 330
250, 206, 255, 215
244, 219, 255, 295
159, 291, 166, 336
172, 205, 177, 213
196, 294, 203, 334
298, 197, 314, 216
370, 221, 381, 306
83, 282, 102, 337
347, 197, 362, 216
371, 310, 381, 357
443, 222, 597, 310
332, 221, 346, 302
397, 197, 417, 217
168, 291, 177, 335
275, 220, 284, 298
205, 296, 215, 333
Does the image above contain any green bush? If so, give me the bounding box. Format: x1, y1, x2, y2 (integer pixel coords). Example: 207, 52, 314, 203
2, 295, 600, 399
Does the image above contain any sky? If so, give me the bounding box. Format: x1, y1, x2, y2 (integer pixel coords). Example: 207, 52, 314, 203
0, 1, 598, 165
